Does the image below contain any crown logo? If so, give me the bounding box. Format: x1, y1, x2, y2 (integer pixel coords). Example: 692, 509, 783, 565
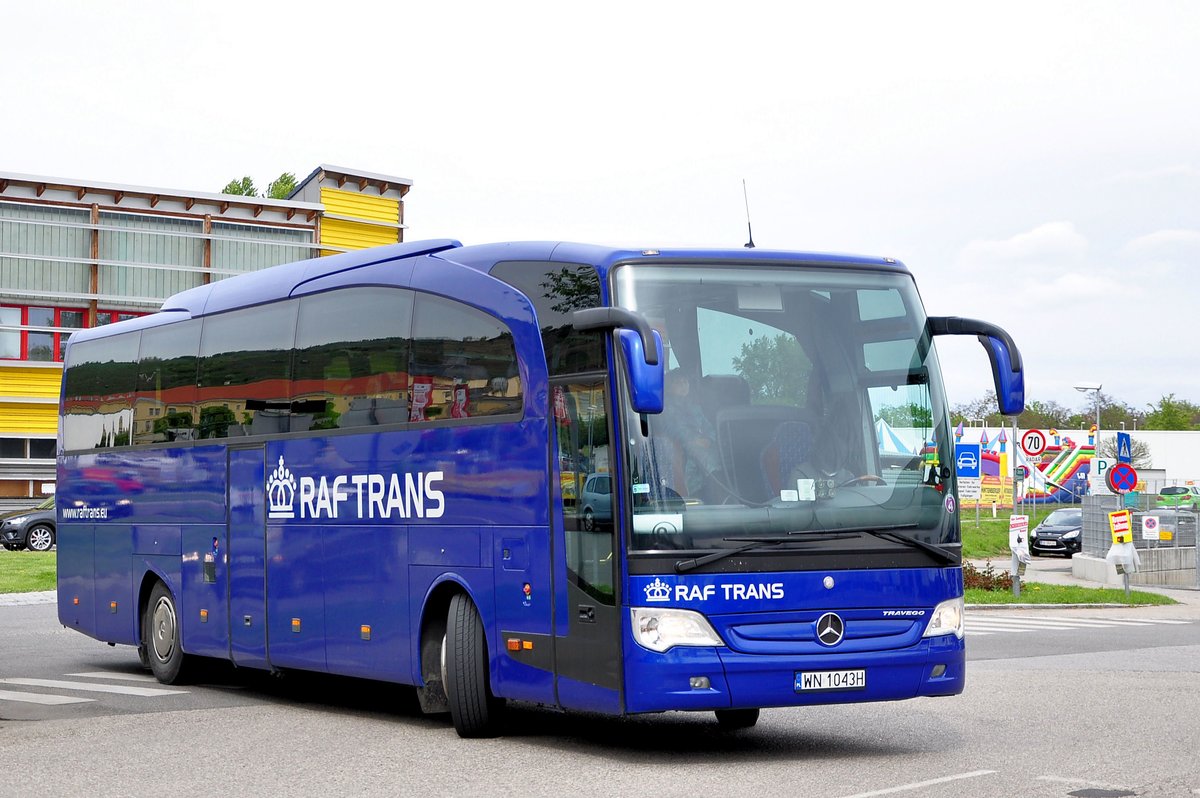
644, 577, 671, 603
267, 455, 297, 519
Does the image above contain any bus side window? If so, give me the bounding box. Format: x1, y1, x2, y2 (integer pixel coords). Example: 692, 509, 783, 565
197, 302, 297, 438
62, 333, 141, 450
292, 288, 414, 431
410, 294, 522, 421
135, 320, 201, 444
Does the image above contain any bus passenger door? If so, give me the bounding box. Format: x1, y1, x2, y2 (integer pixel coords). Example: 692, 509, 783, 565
227, 445, 269, 669
551, 378, 622, 713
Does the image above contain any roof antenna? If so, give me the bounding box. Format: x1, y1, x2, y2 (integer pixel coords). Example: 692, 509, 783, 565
742, 179, 756, 249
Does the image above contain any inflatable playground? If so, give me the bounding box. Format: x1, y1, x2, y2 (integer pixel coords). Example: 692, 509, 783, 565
875, 421, 1095, 507
954, 424, 1094, 505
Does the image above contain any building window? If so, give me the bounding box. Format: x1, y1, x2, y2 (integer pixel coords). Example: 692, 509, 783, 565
0, 438, 56, 460
0, 304, 143, 362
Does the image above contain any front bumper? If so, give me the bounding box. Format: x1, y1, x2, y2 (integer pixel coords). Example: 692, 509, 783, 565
624, 633, 964, 714
1030, 535, 1081, 554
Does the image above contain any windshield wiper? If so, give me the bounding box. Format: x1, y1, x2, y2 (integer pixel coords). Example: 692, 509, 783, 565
673, 524, 958, 573
804, 524, 959, 565
675, 536, 803, 573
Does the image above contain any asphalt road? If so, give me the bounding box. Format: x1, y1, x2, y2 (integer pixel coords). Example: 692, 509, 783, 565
2, 594, 1199, 798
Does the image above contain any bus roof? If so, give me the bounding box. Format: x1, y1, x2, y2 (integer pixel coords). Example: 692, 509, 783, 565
66, 239, 910, 346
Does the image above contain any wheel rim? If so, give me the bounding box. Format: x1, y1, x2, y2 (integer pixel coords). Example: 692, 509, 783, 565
151, 596, 177, 663
28, 527, 53, 551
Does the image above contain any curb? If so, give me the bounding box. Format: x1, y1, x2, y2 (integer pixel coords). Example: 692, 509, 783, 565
966, 602, 1130, 610
0, 590, 56, 607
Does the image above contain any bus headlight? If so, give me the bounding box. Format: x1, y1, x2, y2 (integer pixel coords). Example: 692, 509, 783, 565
922, 596, 964, 639
631, 607, 724, 652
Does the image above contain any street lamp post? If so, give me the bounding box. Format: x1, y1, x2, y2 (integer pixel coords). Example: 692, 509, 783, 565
1074, 382, 1102, 453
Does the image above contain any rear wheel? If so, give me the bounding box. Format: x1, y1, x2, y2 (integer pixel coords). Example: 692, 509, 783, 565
26, 524, 55, 552
143, 582, 195, 684
715, 708, 760, 730
444, 593, 505, 738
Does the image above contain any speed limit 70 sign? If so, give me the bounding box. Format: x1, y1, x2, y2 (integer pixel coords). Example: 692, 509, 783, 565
1020, 429, 1047, 457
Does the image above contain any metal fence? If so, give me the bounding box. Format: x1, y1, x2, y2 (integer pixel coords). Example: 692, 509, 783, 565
1081, 493, 1198, 588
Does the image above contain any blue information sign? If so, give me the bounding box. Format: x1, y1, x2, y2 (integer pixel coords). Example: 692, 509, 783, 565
1117, 431, 1132, 464
955, 443, 981, 478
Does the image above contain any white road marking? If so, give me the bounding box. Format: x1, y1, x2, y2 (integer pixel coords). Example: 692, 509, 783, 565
0, 678, 186, 697
0, 688, 94, 705
964, 616, 1191, 636
67, 671, 158, 683
838, 770, 997, 797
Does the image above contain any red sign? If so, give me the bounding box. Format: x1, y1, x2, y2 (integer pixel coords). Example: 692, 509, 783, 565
1020, 429, 1047, 457
1106, 462, 1138, 494
1108, 509, 1133, 543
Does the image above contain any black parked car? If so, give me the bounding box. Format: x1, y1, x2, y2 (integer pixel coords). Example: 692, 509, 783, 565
0, 495, 56, 552
1030, 507, 1082, 558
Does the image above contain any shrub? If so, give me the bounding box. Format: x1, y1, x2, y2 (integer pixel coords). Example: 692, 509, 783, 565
963, 560, 1013, 591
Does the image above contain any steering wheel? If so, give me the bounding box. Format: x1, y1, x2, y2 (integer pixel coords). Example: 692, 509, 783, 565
841, 474, 887, 487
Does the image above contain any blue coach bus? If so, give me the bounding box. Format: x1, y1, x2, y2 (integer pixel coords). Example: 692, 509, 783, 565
57, 239, 1023, 737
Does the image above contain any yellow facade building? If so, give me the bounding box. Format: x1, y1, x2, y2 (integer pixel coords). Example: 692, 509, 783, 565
0, 164, 411, 501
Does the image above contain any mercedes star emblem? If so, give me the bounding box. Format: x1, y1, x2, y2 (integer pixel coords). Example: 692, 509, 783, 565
816, 612, 845, 646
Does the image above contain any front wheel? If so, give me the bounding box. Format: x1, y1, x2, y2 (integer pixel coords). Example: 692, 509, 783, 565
444, 593, 505, 738
143, 582, 195, 684
26, 524, 55, 552
715, 708, 760, 730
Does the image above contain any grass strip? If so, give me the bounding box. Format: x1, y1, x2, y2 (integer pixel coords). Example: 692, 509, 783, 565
0, 550, 56, 594
967, 582, 1176, 605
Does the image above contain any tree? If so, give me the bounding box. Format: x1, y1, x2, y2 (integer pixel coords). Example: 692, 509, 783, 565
222, 176, 257, 196
1144, 394, 1200, 430
1065, 390, 1141, 432
266, 172, 298, 199
1098, 436, 1152, 469
732, 334, 810, 406
950, 391, 1002, 427
877, 403, 933, 429
221, 171, 298, 199
1015, 399, 1070, 430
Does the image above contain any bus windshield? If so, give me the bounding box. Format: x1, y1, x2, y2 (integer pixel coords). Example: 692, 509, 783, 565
612, 262, 956, 554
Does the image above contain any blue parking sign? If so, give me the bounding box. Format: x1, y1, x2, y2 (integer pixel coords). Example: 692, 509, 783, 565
955, 443, 981, 478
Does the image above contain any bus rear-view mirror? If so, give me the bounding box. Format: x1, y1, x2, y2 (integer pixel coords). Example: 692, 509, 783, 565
619, 328, 664, 414
928, 316, 1025, 417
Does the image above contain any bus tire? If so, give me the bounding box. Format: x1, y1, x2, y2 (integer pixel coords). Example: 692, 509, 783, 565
715, 708, 760, 730
444, 593, 505, 738
143, 582, 194, 684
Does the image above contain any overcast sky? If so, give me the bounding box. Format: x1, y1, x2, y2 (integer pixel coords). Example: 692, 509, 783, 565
5, 2, 1198, 415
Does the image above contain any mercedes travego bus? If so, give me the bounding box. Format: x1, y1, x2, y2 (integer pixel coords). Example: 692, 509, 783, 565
57, 240, 1023, 737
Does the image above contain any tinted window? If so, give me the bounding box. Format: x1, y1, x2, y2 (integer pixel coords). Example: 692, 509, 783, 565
293, 288, 414, 430
198, 302, 297, 438
410, 294, 522, 421
489, 261, 604, 376
135, 320, 201, 444
62, 333, 140, 450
